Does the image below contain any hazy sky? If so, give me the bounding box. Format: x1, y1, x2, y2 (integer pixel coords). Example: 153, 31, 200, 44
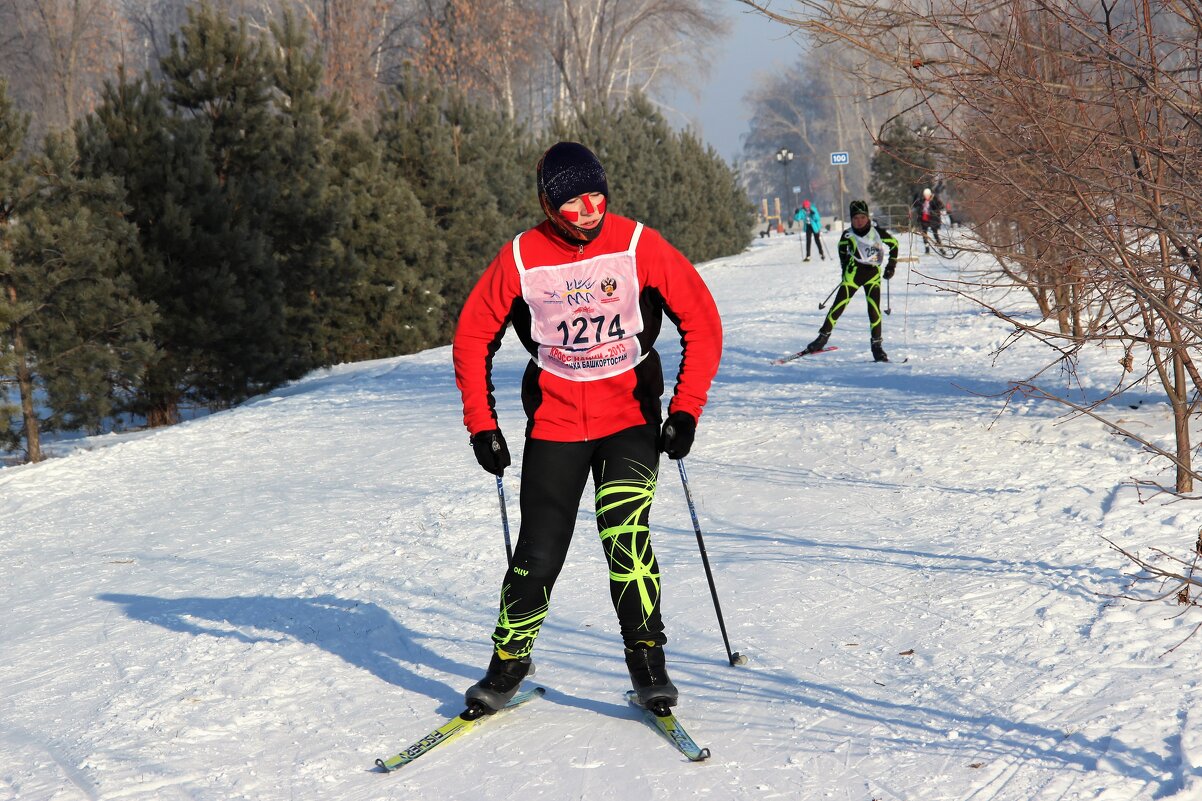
661, 5, 803, 163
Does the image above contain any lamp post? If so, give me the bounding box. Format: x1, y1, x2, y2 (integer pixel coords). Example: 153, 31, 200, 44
775, 148, 794, 213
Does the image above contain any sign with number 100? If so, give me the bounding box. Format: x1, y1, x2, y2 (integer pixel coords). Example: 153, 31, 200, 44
830, 151, 850, 166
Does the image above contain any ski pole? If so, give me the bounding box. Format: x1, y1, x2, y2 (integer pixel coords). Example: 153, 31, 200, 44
818, 285, 838, 310
885, 277, 892, 315
676, 459, 746, 667
496, 475, 513, 564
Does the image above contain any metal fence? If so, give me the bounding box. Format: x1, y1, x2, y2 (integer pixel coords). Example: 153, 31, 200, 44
819, 203, 915, 232
873, 204, 915, 231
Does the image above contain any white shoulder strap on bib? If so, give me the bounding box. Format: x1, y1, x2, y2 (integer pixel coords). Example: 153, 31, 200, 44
511, 232, 526, 271
514, 222, 641, 268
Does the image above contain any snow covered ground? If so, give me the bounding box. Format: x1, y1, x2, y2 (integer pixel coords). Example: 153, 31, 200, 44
2, 230, 1200, 801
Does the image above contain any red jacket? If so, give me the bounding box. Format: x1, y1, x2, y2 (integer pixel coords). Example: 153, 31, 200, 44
453, 214, 723, 442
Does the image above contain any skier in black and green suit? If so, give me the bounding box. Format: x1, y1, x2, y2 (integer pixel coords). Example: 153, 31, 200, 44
801, 199, 899, 362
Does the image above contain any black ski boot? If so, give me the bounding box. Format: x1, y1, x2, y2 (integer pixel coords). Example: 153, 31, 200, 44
625, 642, 678, 708
465, 652, 534, 713
871, 339, 889, 362
802, 332, 830, 355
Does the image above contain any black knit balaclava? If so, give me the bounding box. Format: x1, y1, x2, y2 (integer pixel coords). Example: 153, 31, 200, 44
537, 142, 609, 243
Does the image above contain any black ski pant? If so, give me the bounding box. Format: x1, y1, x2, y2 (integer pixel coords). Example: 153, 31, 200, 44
489, 423, 664, 658
805, 228, 825, 259
921, 221, 942, 249
819, 261, 884, 343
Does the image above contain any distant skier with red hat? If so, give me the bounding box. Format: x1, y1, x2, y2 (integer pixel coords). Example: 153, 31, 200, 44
795, 199, 825, 262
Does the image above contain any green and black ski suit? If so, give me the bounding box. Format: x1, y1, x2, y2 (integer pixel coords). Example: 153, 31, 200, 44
818, 223, 899, 342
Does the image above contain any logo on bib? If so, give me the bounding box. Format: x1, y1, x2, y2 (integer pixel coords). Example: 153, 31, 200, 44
564, 277, 595, 306
599, 276, 622, 303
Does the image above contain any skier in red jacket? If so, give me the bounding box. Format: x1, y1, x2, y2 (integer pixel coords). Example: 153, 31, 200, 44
452, 141, 723, 713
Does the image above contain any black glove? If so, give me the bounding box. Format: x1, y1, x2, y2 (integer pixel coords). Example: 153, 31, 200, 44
659, 411, 697, 460
470, 429, 510, 476
884, 262, 896, 280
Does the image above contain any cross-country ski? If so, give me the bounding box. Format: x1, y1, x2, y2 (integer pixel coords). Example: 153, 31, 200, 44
375, 687, 545, 772
773, 345, 838, 364
626, 690, 711, 762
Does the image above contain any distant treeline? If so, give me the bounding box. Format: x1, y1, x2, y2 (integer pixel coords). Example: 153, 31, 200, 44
0, 6, 753, 463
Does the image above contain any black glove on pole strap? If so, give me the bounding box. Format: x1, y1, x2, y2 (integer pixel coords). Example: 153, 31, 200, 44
660, 411, 697, 460
471, 429, 510, 476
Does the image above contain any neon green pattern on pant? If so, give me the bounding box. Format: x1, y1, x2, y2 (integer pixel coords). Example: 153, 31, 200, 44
488, 451, 662, 657
822, 265, 883, 340
492, 586, 549, 657
595, 460, 660, 632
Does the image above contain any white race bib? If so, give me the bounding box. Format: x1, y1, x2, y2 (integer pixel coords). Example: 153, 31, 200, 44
516, 224, 645, 381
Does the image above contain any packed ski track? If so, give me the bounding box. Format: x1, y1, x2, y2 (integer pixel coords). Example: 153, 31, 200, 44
2, 230, 1201, 801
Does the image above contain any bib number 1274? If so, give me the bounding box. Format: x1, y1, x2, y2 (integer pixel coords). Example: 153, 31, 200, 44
555, 313, 626, 347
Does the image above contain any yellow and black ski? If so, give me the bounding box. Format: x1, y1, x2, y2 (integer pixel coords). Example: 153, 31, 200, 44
625, 690, 710, 762
375, 687, 545, 772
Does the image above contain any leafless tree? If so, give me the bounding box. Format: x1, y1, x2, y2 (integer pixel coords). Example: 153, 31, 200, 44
742, 42, 909, 218
409, 0, 541, 118
545, 0, 725, 122
740, 0, 1202, 496
0, 0, 129, 136
258, 0, 401, 117
737, 1, 1202, 619
398, 0, 726, 129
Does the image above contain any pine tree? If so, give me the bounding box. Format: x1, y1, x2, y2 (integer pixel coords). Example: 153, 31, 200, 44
76, 4, 299, 425
158, 2, 291, 403
73, 6, 476, 424
326, 128, 447, 360
1, 124, 155, 462
76, 72, 264, 425
869, 120, 936, 224
266, 11, 360, 370
665, 129, 755, 263
377, 71, 535, 336
0, 80, 35, 456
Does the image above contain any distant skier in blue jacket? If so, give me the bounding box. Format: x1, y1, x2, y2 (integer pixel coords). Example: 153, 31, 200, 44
794, 200, 825, 261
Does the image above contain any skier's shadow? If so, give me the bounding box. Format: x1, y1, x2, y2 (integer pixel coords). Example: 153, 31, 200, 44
723, 675, 1175, 791
97, 592, 467, 703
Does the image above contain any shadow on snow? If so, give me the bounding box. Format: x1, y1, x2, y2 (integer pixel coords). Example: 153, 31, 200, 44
97, 592, 472, 708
